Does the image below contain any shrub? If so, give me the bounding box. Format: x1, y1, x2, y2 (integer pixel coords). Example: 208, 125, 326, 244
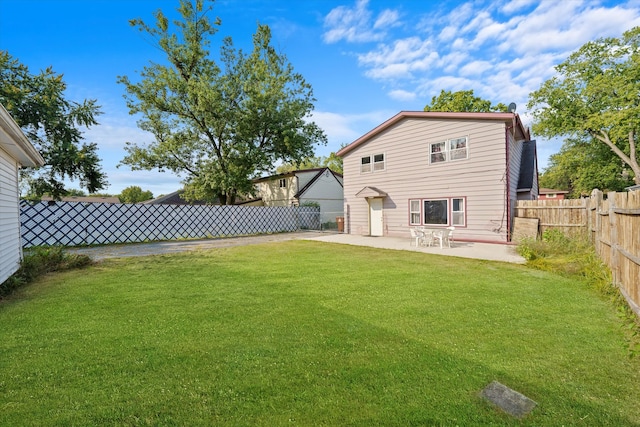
0, 247, 92, 298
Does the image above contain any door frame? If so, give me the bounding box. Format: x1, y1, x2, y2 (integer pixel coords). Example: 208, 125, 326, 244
368, 197, 384, 236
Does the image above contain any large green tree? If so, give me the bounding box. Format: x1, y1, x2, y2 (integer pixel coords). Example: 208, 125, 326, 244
424, 89, 508, 112
0, 52, 107, 199
119, 185, 154, 203
118, 0, 326, 205
539, 137, 634, 197
276, 152, 343, 175
528, 27, 640, 185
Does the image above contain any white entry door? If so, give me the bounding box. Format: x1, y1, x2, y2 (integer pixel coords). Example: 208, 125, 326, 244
369, 198, 383, 236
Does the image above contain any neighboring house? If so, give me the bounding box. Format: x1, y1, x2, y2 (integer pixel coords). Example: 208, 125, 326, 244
252, 167, 344, 221
40, 195, 120, 203
144, 168, 344, 223
144, 190, 257, 205
539, 188, 569, 200
337, 111, 538, 243
0, 104, 45, 284
144, 190, 210, 205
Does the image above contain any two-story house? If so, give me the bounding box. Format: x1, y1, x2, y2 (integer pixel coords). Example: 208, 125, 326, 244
251, 167, 344, 223
337, 111, 538, 243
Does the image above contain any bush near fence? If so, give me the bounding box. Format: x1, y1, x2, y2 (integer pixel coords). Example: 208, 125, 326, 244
20, 201, 321, 248
515, 189, 640, 318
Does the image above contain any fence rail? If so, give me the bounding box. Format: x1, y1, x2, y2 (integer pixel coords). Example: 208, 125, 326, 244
20, 201, 322, 248
515, 189, 640, 317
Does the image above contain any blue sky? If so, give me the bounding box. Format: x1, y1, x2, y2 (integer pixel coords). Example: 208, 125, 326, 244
2, 0, 640, 197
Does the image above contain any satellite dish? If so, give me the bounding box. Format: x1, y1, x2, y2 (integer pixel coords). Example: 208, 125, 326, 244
508, 102, 517, 113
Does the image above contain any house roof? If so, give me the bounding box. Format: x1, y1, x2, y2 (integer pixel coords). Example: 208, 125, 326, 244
144, 189, 257, 205
337, 110, 530, 157
252, 167, 343, 184
41, 196, 120, 203
294, 168, 343, 199
517, 140, 538, 192
539, 188, 570, 195
0, 103, 45, 167
144, 190, 212, 205
355, 186, 388, 198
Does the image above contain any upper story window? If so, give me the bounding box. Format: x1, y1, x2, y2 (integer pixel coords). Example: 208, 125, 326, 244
361, 156, 371, 173
429, 136, 468, 164
430, 142, 446, 164
449, 137, 468, 161
279, 178, 287, 188
361, 153, 385, 173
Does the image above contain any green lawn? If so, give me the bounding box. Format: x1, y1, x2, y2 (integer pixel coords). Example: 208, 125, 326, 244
1, 241, 639, 426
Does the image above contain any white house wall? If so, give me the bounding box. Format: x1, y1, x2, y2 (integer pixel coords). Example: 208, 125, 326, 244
0, 147, 21, 284
342, 117, 511, 243
298, 169, 344, 222
295, 170, 318, 190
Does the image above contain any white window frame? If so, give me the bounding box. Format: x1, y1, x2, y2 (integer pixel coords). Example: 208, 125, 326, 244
361, 153, 385, 173
373, 153, 385, 171
429, 141, 447, 164
360, 156, 372, 173
429, 136, 468, 164
449, 137, 468, 161
409, 199, 421, 225
423, 199, 449, 226
409, 197, 467, 227
452, 197, 466, 226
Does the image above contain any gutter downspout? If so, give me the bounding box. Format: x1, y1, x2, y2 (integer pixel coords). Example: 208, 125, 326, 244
505, 121, 513, 243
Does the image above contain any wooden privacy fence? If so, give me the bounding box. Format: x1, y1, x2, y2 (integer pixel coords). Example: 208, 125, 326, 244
20, 201, 321, 248
515, 189, 640, 317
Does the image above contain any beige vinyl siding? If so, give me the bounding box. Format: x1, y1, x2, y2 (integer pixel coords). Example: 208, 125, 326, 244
343, 117, 510, 242
257, 176, 297, 206
0, 147, 21, 284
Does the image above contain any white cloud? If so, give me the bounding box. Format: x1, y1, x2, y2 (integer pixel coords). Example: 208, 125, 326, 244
388, 89, 417, 101
500, 0, 537, 15
310, 110, 395, 152
374, 9, 401, 30
357, 37, 438, 80
458, 60, 493, 77
334, 0, 640, 123
438, 25, 458, 42
323, 0, 401, 43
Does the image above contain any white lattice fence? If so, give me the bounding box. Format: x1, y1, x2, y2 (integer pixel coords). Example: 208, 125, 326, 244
20, 202, 320, 247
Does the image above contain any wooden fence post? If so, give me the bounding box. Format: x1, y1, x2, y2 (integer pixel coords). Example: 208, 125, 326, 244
608, 191, 619, 287
591, 189, 603, 250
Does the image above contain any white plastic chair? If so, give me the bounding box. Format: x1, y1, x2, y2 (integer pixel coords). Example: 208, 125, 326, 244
410, 228, 423, 246
446, 226, 455, 246
433, 229, 451, 248
421, 229, 434, 247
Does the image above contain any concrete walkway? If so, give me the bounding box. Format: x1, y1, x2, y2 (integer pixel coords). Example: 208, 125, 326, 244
68, 231, 525, 264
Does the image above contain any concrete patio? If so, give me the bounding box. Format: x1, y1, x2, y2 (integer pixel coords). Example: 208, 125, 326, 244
304, 233, 526, 264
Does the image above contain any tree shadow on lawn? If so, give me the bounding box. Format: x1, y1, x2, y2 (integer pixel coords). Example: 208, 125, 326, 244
161, 297, 637, 426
